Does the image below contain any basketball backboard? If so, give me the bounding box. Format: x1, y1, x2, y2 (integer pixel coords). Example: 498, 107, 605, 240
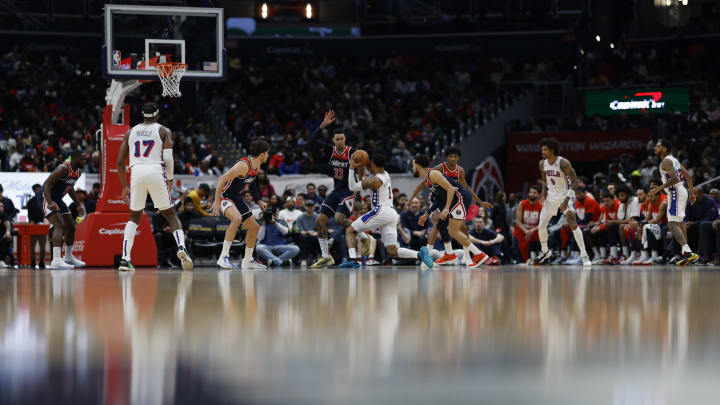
103, 5, 225, 81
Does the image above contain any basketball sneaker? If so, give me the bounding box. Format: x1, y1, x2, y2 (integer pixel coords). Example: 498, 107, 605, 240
434, 252, 457, 265
311, 256, 335, 269
64, 256, 86, 267
418, 246, 434, 269
217, 255, 235, 269
620, 252, 639, 265
582, 255, 592, 266
534, 250, 553, 265
118, 259, 134, 272
241, 259, 267, 270
338, 259, 360, 269
50, 258, 74, 270
676, 252, 699, 266
177, 247, 193, 271
564, 255, 582, 265
468, 252, 490, 269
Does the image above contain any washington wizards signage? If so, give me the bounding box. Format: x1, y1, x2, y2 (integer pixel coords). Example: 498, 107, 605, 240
585, 88, 688, 116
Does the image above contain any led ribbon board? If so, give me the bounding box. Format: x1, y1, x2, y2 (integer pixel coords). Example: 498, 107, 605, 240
585, 88, 689, 116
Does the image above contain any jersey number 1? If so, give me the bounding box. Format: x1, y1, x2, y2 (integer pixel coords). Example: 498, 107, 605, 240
134, 140, 155, 158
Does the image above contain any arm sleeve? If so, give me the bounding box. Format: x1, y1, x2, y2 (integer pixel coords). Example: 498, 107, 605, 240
348, 169, 363, 192
257, 225, 265, 242
163, 149, 174, 180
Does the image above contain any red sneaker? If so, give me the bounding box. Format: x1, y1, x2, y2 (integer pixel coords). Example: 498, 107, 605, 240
489, 256, 501, 265
468, 252, 490, 268
434, 252, 457, 265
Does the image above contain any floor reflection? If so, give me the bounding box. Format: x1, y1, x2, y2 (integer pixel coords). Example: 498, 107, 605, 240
0, 267, 719, 404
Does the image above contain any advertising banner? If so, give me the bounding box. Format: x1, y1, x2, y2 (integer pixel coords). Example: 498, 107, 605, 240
0, 172, 86, 222
506, 129, 652, 192
585, 88, 689, 116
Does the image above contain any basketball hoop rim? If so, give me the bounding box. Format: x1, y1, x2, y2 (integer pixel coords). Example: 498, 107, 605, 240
155, 62, 188, 78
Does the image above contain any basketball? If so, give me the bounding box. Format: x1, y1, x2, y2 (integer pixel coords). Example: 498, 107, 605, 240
352, 149, 370, 168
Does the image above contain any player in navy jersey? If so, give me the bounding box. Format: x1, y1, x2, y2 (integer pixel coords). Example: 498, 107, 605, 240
38, 150, 87, 269
310, 110, 369, 268
211, 140, 270, 270
409, 147, 491, 265
412, 155, 490, 268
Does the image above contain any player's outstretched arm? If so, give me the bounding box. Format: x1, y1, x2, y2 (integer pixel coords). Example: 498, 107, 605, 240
409, 180, 425, 202
459, 167, 492, 208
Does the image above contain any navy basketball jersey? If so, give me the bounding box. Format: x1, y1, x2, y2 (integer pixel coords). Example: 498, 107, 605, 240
222, 157, 259, 196
329, 146, 353, 191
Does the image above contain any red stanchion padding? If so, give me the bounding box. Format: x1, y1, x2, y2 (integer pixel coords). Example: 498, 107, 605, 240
73, 212, 157, 267
97, 104, 132, 213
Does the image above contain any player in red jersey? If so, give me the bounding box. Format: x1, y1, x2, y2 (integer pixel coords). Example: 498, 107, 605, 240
588, 190, 621, 264
633, 190, 668, 265
513, 185, 542, 263
619, 186, 644, 264
409, 147, 491, 265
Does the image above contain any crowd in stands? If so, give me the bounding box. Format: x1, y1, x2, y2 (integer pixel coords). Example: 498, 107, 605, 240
210, 54, 563, 174
0, 46, 220, 176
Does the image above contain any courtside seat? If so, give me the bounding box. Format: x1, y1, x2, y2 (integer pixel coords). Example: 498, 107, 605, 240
187, 218, 217, 262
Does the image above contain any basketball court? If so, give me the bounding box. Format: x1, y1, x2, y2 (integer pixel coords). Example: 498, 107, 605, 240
1, 2, 718, 404
1, 265, 719, 404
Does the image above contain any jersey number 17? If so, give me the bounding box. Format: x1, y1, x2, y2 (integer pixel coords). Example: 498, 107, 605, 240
134, 140, 155, 157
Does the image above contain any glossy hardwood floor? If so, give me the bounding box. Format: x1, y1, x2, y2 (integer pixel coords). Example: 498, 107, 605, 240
0, 265, 719, 404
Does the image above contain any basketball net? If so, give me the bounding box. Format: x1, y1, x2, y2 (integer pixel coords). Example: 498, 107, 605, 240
156, 62, 187, 98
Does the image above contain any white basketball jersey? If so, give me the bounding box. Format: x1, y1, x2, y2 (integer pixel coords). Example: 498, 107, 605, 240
371, 171, 394, 209
128, 122, 164, 168
543, 156, 570, 198
659, 154, 685, 191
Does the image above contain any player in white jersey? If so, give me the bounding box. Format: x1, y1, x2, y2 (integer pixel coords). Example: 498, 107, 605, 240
117, 102, 193, 271
338, 153, 435, 268
649, 139, 698, 265
536, 138, 591, 266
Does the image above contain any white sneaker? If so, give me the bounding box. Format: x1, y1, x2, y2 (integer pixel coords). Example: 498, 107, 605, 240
177, 247, 194, 271
564, 255, 582, 265
639, 257, 654, 265
50, 259, 74, 270
366, 259, 380, 265
217, 256, 235, 269
64, 256, 86, 267
619, 253, 634, 265
582, 255, 592, 266
241, 259, 267, 270
591, 257, 606, 265
0, 261, 7, 269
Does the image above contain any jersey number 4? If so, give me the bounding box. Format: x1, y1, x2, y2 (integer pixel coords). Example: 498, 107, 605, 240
333, 168, 343, 180
134, 140, 155, 158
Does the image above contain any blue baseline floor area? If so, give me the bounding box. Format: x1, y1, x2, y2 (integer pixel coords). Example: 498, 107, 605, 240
0, 265, 719, 404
